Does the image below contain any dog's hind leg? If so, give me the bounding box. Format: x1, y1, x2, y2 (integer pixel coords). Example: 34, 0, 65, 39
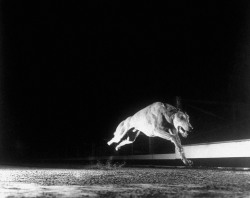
107, 136, 121, 146
115, 130, 140, 151
107, 117, 133, 146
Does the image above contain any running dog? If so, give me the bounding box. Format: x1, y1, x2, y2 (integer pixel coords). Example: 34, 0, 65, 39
107, 102, 193, 166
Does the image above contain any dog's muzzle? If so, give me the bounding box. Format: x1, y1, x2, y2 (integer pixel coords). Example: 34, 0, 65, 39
178, 126, 190, 138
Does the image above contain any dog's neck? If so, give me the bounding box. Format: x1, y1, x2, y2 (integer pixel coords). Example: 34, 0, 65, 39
164, 103, 180, 123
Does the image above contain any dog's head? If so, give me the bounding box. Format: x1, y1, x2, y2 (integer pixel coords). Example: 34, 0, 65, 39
173, 111, 193, 138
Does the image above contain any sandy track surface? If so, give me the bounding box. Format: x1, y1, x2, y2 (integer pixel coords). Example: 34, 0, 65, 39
0, 166, 250, 197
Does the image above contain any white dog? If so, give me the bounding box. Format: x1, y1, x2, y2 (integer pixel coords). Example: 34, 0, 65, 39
107, 102, 193, 166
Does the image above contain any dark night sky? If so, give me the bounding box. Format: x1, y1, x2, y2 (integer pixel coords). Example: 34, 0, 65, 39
0, 0, 250, 160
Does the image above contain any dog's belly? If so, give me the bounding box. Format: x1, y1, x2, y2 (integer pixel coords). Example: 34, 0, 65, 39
130, 111, 155, 137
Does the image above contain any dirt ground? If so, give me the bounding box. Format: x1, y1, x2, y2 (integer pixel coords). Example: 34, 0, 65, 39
0, 165, 250, 197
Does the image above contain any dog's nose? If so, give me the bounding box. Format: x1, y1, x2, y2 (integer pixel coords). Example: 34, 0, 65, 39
189, 125, 193, 131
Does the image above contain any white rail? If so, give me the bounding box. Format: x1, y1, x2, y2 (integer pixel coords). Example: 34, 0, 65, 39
86, 139, 250, 160
177, 139, 250, 159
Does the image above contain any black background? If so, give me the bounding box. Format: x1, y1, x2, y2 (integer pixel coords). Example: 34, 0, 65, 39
0, 0, 250, 161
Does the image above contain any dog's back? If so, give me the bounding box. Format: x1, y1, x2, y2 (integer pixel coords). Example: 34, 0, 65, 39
129, 102, 175, 136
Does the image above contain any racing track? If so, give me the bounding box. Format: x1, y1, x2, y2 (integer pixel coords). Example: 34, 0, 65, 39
0, 165, 250, 197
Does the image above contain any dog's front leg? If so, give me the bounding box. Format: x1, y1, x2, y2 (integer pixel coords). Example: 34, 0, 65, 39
154, 129, 193, 166
171, 136, 193, 166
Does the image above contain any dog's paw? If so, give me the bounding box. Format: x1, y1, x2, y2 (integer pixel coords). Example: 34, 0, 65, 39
186, 159, 193, 166
115, 146, 120, 151
183, 159, 193, 166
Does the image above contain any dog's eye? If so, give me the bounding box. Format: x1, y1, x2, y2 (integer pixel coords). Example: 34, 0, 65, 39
180, 116, 185, 120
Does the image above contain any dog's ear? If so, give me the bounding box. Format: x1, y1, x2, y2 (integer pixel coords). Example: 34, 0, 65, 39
185, 112, 189, 118
169, 107, 179, 115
